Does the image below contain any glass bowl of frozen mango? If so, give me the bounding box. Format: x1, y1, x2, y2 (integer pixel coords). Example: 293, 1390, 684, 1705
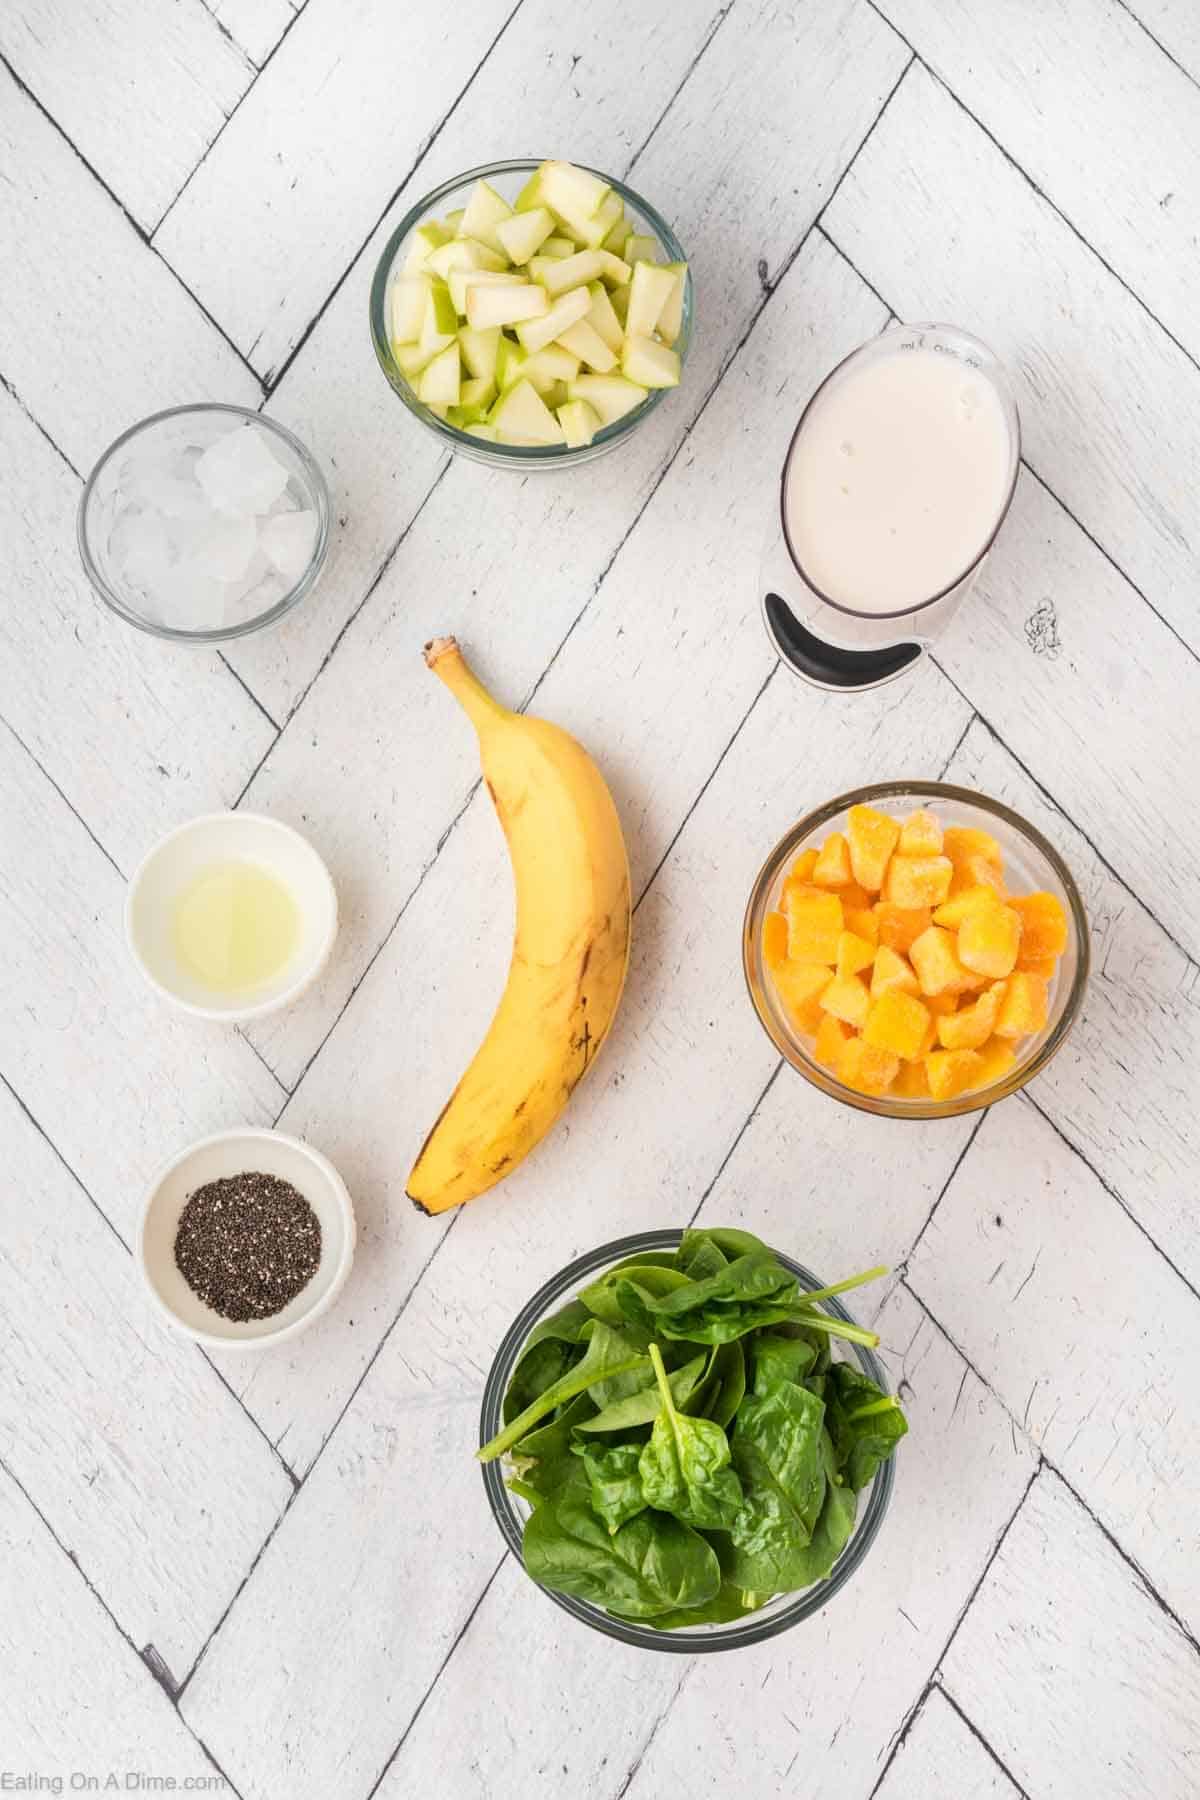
369, 158, 692, 468
743, 783, 1089, 1117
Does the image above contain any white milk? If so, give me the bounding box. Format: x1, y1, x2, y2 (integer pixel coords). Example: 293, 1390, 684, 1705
784, 344, 1014, 616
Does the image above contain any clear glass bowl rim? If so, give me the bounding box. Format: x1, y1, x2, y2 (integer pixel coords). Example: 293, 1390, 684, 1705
367, 158, 694, 466
479, 1228, 896, 1653
743, 780, 1091, 1119
76, 402, 331, 644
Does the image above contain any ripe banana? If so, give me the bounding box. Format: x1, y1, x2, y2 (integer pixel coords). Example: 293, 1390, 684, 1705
407, 637, 632, 1213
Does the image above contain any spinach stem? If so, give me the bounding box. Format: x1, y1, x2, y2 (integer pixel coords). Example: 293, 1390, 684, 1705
506, 1476, 543, 1506
794, 1266, 888, 1307
845, 1397, 899, 1421
477, 1351, 649, 1462
794, 1311, 880, 1348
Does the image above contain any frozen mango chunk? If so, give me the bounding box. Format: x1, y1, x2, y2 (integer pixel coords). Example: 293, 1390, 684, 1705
1010, 891, 1068, 961
936, 983, 1002, 1050
910, 925, 977, 996
974, 1036, 1018, 1086
836, 1036, 899, 1095
943, 825, 1003, 870
813, 1013, 852, 1069
875, 902, 932, 954
898, 808, 944, 855
844, 905, 879, 946
925, 1047, 985, 1101
958, 903, 1022, 979
1018, 953, 1058, 981
772, 960, 831, 1033
821, 973, 870, 1028
846, 804, 900, 892
790, 847, 819, 883
863, 989, 932, 1061
813, 832, 852, 887
995, 970, 1049, 1040
870, 944, 920, 999
836, 930, 876, 978
885, 853, 954, 909
933, 884, 1002, 929
893, 1059, 930, 1098
786, 890, 843, 964
763, 910, 789, 972
925, 991, 960, 1017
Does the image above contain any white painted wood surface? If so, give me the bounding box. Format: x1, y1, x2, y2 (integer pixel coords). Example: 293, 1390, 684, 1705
4, 2, 1199, 1793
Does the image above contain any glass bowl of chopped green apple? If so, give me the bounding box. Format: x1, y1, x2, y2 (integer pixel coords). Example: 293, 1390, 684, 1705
478, 1227, 905, 1650
369, 158, 692, 467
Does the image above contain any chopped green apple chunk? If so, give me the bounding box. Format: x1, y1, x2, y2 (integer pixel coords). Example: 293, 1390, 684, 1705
556, 317, 617, 373
490, 379, 564, 444
538, 158, 610, 221
447, 377, 496, 427
567, 373, 648, 424
495, 206, 554, 265
538, 234, 577, 259
456, 179, 513, 255
537, 249, 607, 296
465, 281, 549, 329
418, 342, 461, 408
426, 237, 507, 279
394, 341, 433, 378
458, 325, 501, 383
496, 335, 528, 389
601, 212, 631, 254
622, 334, 680, 388
448, 267, 521, 316
625, 260, 678, 337
515, 284, 590, 352
610, 283, 629, 327
520, 344, 581, 392
624, 234, 660, 266
390, 274, 430, 343
656, 262, 687, 344
403, 221, 450, 273
557, 398, 602, 448
595, 250, 632, 288
417, 280, 458, 359
464, 422, 499, 441
444, 208, 465, 232
584, 281, 624, 352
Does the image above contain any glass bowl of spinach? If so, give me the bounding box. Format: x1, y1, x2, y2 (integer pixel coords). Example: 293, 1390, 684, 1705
478, 1226, 905, 1650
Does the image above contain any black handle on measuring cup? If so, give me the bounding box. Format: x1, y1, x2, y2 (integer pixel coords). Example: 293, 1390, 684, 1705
764, 592, 923, 690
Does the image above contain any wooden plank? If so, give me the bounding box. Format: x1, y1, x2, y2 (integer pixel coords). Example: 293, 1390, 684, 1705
0, 66, 261, 475
616, 1289, 1036, 1800
823, 64, 1200, 652
226, 0, 907, 719
1, 1084, 291, 1679
942, 1470, 1200, 1798
876, 0, 1200, 363
1114, 0, 1200, 85
224, 0, 741, 719
0, 388, 276, 874
0, 728, 283, 1243
203, 0, 296, 68
908, 1096, 1200, 1632
876, 1689, 1021, 1800
242, 231, 894, 1090
153, 0, 518, 379
0, 1467, 220, 1779
938, 468, 1200, 959
945, 720, 1200, 1294
0, 0, 252, 231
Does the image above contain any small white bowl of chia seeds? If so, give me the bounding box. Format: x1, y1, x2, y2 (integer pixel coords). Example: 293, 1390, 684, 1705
137, 1127, 356, 1350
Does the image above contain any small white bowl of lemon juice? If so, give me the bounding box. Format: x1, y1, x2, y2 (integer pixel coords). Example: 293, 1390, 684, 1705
125, 812, 338, 1022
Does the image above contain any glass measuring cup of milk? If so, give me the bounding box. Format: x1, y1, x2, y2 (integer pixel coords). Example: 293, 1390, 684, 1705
761, 324, 1020, 691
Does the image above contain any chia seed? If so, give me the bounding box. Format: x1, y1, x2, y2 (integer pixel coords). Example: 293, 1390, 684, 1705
174, 1170, 321, 1322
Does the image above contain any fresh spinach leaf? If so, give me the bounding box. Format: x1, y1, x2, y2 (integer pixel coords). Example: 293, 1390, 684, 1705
638, 1345, 743, 1530
580, 1263, 692, 1325
624, 1582, 771, 1631
523, 1491, 720, 1618
583, 1320, 655, 1410
772, 1432, 857, 1585
703, 1340, 747, 1429
751, 1333, 818, 1394
677, 1226, 770, 1266
573, 1351, 708, 1434
480, 1321, 649, 1463
501, 1298, 592, 1424
509, 1393, 596, 1496
825, 1361, 909, 1492
616, 1250, 800, 1344
571, 1441, 646, 1534
673, 1236, 729, 1281
723, 1379, 827, 1591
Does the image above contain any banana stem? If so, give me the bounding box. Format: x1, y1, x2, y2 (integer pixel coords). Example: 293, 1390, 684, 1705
424, 635, 512, 735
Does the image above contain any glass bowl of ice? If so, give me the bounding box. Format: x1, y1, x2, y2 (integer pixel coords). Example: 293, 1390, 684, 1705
77, 403, 330, 643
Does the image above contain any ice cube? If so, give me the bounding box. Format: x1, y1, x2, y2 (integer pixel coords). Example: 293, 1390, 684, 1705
186, 514, 258, 583
110, 506, 172, 596
220, 550, 272, 620
138, 468, 209, 520
195, 424, 290, 515
173, 571, 229, 632
258, 508, 318, 586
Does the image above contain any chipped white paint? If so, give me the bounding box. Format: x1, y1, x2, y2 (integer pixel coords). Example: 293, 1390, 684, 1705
824, 65, 1200, 650
943, 1469, 1200, 1797
5, 5, 1200, 1796
1, 1085, 292, 1676
875, 1688, 1021, 1800
909, 1097, 1200, 1628
0, 0, 253, 230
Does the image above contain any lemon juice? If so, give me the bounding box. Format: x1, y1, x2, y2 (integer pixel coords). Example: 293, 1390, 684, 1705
173, 861, 298, 994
